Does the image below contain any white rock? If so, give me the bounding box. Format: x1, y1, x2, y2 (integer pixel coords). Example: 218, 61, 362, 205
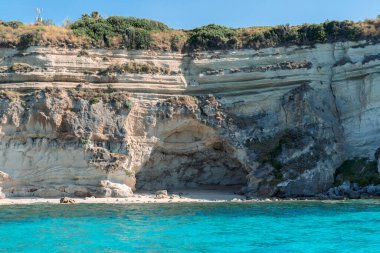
100, 180, 133, 197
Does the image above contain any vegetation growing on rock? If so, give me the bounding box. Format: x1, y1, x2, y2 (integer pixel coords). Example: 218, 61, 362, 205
1, 12, 380, 51
334, 158, 380, 186
242, 20, 367, 49
97, 61, 171, 75
186, 24, 238, 50
70, 12, 169, 49
8, 63, 35, 73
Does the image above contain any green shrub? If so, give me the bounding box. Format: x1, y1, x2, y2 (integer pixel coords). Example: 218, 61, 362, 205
17, 30, 43, 50
1, 20, 23, 29
77, 49, 90, 57
1, 12, 374, 51
106, 16, 168, 32
242, 20, 366, 49
89, 97, 100, 104
123, 27, 152, 49
9, 63, 34, 72
323, 20, 363, 41
170, 34, 181, 51
124, 100, 132, 110
298, 24, 327, 43
98, 62, 169, 75
70, 13, 115, 46
187, 24, 238, 50
70, 12, 168, 48
80, 137, 89, 145
244, 25, 299, 48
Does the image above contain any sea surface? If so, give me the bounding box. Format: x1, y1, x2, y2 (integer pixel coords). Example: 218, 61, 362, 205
0, 200, 380, 252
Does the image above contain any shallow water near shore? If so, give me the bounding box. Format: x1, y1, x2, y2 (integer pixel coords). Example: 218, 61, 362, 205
1, 200, 380, 252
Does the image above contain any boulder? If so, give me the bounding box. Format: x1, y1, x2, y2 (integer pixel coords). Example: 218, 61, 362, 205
338, 181, 351, 192
155, 190, 168, 199
366, 185, 380, 195
366, 185, 376, 194
346, 190, 360, 199
100, 180, 133, 197
353, 183, 361, 191
60, 197, 76, 204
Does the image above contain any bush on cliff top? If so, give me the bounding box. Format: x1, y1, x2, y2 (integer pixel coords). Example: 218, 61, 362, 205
186, 24, 238, 50
0, 22, 87, 48
243, 20, 365, 49
67, 13, 380, 50
0, 20, 23, 29
70, 12, 168, 49
1, 12, 379, 51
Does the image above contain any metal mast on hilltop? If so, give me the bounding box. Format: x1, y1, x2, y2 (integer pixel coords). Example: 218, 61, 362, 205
35, 8, 43, 23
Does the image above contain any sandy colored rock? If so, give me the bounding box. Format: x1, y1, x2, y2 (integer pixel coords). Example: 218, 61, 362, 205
0, 42, 379, 199
60, 197, 76, 204
155, 190, 168, 199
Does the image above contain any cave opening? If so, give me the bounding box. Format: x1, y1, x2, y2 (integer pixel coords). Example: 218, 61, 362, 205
135, 129, 248, 192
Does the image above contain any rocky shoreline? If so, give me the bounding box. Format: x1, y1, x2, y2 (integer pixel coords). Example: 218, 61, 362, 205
319, 181, 380, 200
1, 186, 380, 205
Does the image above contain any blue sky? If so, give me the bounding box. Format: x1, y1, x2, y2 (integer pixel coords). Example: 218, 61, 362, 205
0, 0, 379, 29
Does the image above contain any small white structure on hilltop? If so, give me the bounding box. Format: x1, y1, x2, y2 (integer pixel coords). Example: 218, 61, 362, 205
35, 8, 43, 23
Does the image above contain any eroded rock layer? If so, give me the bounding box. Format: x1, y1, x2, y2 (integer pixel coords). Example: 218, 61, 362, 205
1, 40, 380, 198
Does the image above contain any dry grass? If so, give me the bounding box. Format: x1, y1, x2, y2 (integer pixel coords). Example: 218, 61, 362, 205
150, 30, 187, 51
9, 63, 34, 72
235, 26, 273, 48
0, 23, 187, 50
0, 24, 89, 48
66, 88, 130, 104
0, 90, 22, 100
0, 17, 379, 50
358, 18, 380, 37
98, 61, 172, 76
165, 96, 198, 108
39, 25, 87, 46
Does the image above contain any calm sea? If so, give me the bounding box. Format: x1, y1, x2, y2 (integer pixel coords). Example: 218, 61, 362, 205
0, 201, 379, 252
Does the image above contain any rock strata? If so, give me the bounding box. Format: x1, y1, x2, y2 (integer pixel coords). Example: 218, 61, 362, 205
0, 41, 380, 198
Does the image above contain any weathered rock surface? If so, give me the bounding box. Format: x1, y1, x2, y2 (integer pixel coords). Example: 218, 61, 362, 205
323, 181, 380, 199
60, 197, 76, 204
0, 41, 380, 198
0, 88, 132, 198
155, 190, 169, 199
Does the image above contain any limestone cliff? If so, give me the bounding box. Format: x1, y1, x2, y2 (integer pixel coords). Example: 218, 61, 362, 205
0, 40, 380, 198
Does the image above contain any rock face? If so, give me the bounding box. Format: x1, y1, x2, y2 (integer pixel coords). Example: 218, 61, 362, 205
0, 41, 380, 198
60, 197, 76, 204
155, 190, 168, 199
0, 88, 132, 198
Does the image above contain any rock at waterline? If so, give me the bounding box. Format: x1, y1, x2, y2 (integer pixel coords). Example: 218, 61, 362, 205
155, 190, 168, 199
60, 197, 76, 204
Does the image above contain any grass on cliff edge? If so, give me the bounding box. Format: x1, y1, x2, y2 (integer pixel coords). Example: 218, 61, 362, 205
1, 12, 380, 51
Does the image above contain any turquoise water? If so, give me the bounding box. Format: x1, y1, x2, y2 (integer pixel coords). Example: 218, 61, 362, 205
0, 201, 380, 252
